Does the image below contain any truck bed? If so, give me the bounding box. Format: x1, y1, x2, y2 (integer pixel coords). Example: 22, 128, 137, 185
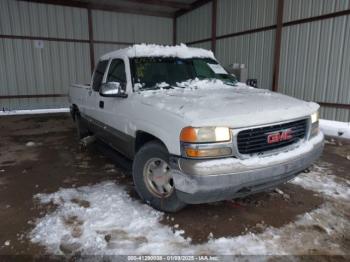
69, 83, 90, 108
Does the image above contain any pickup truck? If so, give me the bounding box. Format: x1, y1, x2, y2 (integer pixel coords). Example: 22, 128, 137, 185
69, 44, 324, 212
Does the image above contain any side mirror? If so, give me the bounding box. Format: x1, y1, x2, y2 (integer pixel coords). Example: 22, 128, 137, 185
100, 82, 128, 98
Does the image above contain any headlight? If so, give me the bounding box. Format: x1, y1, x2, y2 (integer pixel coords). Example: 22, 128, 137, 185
180, 127, 231, 143
180, 127, 232, 158
311, 111, 319, 123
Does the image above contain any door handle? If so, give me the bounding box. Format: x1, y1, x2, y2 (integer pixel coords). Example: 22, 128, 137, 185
99, 101, 104, 109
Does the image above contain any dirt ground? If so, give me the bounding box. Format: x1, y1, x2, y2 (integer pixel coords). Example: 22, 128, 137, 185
0, 113, 349, 258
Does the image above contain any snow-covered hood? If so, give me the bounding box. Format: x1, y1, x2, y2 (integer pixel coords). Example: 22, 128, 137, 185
137, 81, 319, 128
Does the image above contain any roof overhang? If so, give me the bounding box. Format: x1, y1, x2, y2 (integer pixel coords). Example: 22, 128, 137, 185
18, 0, 210, 18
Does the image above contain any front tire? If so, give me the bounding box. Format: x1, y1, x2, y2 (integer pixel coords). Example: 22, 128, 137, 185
132, 141, 186, 212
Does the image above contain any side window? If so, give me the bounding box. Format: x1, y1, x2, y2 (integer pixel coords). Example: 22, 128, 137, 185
107, 59, 126, 88
193, 59, 216, 78
92, 60, 108, 91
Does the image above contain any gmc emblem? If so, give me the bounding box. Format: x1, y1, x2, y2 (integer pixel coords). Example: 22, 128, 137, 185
267, 129, 293, 144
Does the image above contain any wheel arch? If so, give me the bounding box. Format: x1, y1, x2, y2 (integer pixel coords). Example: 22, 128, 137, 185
134, 130, 169, 154
70, 104, 80, 121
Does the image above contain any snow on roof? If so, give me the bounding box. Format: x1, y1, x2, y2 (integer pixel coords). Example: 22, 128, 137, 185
100, 43, 215, 60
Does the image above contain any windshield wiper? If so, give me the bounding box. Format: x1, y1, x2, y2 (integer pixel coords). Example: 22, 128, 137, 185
224, 80, 238, 86
139, 84, 174, 91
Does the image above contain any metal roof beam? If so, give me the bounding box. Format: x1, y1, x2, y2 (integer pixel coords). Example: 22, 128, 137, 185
125, 0, 191, 10
18, 0, 174, 17
175, 0, 212, 17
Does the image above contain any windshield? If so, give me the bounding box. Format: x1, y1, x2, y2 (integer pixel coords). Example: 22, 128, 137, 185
130, 57, 237, 90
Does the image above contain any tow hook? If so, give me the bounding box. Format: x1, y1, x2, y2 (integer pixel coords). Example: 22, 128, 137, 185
79, 135, 96, 149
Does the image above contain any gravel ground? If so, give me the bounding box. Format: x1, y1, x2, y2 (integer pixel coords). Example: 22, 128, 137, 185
0, 114, 349, 259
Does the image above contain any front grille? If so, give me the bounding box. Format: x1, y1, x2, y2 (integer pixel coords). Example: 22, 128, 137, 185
237, 119, 308, 154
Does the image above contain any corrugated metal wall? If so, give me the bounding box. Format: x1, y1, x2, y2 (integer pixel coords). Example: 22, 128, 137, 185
0, 0, 89, 39
217, 0, 277, 35
283, 0, 350, 22
177, 0, 350, 121
215, 0, 277, 90
0, 0, 90, 110
176, 0, 277, 90
92, 10, 172, 45
92, 10, 172, 62
216, 29, 276, 90
0, 0, 173, 110
190, 41, 212, 50
176, 2, 212, 44
279, 0, 350, 121
0, 39, 90, 110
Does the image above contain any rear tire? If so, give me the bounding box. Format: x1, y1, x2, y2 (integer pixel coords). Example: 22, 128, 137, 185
132, 141, 186, 212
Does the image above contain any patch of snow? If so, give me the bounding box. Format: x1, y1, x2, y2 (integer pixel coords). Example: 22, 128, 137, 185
140, 79, 242, 98
30, 182, 188, 255
138, 79, 242, 101
0, 108, 69, 116
324, 139, 337, 145
26, 141, 36, 147
320, 119, 350, 139
156, 82, 170, 88
176, 78, 248, 90
291, 164, 350, 200
100, 44, 215, 60
30, 177, 349, 256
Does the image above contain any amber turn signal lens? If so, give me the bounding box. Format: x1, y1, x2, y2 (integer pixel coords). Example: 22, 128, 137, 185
180, 127, 197, 142
185, 147, 232, 158
185, 148, 202, 157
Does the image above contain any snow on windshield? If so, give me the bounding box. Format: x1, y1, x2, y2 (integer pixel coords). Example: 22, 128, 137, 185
137, 78, 252, 93
175, 78, 247, 89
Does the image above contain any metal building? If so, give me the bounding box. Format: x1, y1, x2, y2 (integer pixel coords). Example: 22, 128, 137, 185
1, 0, 349, 121
176, 0, 350, 122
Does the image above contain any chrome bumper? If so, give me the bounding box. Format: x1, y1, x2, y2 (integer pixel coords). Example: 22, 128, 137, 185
170, 133, 324, 204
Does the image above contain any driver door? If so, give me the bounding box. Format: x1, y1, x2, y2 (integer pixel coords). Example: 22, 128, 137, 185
94, 58, 133, 157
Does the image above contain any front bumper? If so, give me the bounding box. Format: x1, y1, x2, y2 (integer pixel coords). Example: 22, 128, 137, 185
170, 133, 324, 204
